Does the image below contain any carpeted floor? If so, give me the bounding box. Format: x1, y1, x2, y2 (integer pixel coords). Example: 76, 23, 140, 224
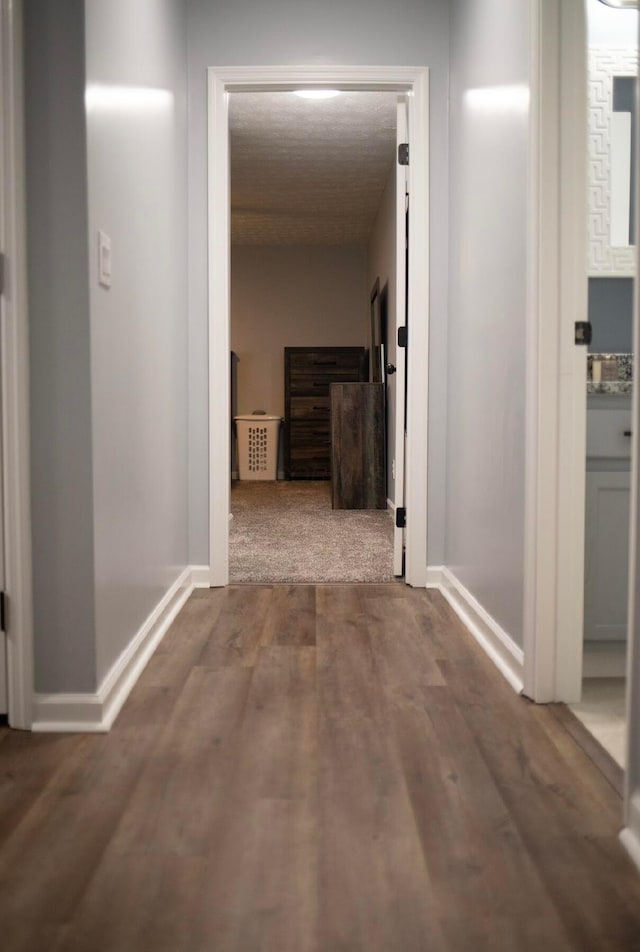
229, 480, 396, 583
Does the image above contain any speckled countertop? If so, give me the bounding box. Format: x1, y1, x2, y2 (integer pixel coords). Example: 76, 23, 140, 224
587, 353, 632, 395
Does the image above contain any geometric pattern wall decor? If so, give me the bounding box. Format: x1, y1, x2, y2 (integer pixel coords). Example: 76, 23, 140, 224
589, 47, 637, 276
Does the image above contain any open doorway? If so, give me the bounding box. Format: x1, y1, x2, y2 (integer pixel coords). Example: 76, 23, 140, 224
207, 66, 429, 590
227, 89, 400, 583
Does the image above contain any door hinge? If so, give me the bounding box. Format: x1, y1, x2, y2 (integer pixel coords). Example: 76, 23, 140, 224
0, 253, 5, 297
396, 507, 406, 529
0, 592, 6, 633
398, 326, 407, 349
575, 321, 592, 346
398, 143, 409, 166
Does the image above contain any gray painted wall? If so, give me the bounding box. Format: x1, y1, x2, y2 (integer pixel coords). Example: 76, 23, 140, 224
446, 0, 529, 646
84, 0, 189, 685
588, 278, 634, 354
23, 0, 189, 693
186, 0, 450, 567
24, 1, 97, 693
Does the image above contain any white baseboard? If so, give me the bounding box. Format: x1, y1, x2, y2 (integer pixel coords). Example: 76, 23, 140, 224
190, 564, 212, 588
32, 564, 210, 733
620, 792, 640, 873
387, 498, 396, 514
583, 641, 628, 678
426, 565, 444, 588
430, 566, 524, 694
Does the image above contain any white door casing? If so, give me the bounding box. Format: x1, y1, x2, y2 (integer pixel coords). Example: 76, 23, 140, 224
207, 66, 430, 589
523, 0, 587, 703
0, 0, 34, 728
0, 2, 8, 714
393, 98, 408, 577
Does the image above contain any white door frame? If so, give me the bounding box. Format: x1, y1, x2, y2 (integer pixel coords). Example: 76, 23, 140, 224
0, 0, 34, 729
207, 66, 430, 588
393, 98, 408, 577
524, 0, 588, 703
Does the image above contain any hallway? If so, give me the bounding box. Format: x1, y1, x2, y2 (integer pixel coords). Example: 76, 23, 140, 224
2, 584, 640, 951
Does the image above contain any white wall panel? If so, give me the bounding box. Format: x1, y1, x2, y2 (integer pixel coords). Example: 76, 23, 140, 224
85, 0, 190, 685
446, 0, 530, 646
23, 1, 97, 692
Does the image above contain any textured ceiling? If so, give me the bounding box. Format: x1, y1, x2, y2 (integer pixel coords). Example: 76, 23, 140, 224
229, 91, 398, 245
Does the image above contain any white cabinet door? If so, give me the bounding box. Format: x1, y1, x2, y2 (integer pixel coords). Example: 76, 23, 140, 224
584, 469, 631, 641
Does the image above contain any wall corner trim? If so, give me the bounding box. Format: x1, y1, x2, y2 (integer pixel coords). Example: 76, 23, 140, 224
620, 792, 640, 874
426, 565, 444, 588
31, 565, 210, 732
430, 566, 525, 694
620, 827, 640, 875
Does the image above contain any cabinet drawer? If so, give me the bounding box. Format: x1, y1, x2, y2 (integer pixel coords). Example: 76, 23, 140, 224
289, 396, 330, 420
587, 408, 632, 459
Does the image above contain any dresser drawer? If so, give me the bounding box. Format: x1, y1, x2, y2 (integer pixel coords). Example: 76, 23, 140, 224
288, 421, 331, 448
288, 351, 364, 374
289, 373, 360, 396
288, 444, 331, 478
289, 396, 330, 420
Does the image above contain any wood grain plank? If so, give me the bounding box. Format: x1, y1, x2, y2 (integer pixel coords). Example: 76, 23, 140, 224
545, 701, 624, 797
390, 686, 575, 952
316, 600, 447, 952
190, 796, 318, 952
0, 733, 85, 849
55, 855, 207, 952
229, 645, 317, 800
438, 657, 640, 950
363, 589, 446, 696
105, 664, 253, 858
188, 645, 318, 952
260, 585, 316, 647
197, 585, 272, 669
406, 588, 481, 664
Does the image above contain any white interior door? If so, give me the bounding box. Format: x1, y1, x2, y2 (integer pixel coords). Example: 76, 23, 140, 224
393, 99, 408, 576
0, 3, 8, 714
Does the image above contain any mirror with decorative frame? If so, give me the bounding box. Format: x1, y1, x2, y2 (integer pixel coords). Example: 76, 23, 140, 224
588, 47, 638, 276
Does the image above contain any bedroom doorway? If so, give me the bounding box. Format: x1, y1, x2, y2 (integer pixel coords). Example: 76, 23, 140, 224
227, 89, 401, 584
207, 66, 430, 589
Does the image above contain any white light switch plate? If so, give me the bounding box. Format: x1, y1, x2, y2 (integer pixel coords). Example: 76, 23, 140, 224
98, 230, 112, 288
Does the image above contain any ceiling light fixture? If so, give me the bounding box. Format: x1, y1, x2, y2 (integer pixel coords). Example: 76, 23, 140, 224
293, 89, 341, 100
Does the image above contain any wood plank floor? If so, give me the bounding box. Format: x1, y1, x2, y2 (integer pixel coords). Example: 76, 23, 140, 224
2, 584, 640, 951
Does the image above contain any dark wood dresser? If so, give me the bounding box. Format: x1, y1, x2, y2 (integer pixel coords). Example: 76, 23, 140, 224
284, 346, 367, 479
